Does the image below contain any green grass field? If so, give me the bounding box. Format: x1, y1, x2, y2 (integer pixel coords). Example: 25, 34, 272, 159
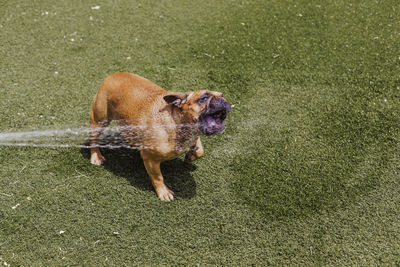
1, 0, 400, 265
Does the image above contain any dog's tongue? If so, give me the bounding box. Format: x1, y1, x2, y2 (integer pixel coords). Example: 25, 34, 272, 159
204, 115, 225, 135
205, 116, 217, 127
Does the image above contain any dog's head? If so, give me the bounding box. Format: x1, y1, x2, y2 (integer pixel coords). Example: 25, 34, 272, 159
163, 90, 231, 136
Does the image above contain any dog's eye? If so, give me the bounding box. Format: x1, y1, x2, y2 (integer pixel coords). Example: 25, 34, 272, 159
197, 94, 210, 103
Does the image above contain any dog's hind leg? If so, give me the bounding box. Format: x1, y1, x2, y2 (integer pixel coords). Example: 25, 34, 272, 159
89, 93, 110, 166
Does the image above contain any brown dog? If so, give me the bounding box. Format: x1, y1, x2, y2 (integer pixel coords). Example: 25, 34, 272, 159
89, 72, 231, 201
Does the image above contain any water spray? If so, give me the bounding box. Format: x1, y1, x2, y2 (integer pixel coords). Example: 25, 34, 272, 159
0, 126, 133, 149
0, 123, 198, 150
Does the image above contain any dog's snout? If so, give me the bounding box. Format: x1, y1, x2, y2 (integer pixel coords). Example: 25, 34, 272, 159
210, 97, 225, 107
210, 97, 231, 113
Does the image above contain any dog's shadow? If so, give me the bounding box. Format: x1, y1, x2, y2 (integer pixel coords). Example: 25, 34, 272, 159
80, 133, 197, 199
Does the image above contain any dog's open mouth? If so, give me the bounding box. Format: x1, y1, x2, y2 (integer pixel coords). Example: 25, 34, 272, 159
199, 99, 230, 136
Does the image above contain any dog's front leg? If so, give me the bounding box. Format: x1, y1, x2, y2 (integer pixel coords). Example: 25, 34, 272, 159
185, 137, 204, 163
141, 151, 174, 201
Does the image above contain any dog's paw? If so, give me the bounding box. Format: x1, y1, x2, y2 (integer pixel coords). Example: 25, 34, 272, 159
90, 153, 105, 166
156, 187, 174, 201
185, 151, 199, 163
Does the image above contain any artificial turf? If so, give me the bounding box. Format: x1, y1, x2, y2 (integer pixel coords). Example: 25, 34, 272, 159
1, 0, 400, 265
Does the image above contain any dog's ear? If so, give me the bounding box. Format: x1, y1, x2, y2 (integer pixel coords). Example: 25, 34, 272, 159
163, 93, 188, 106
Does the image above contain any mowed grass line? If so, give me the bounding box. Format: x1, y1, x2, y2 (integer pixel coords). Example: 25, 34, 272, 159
1, 0, 400, 265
